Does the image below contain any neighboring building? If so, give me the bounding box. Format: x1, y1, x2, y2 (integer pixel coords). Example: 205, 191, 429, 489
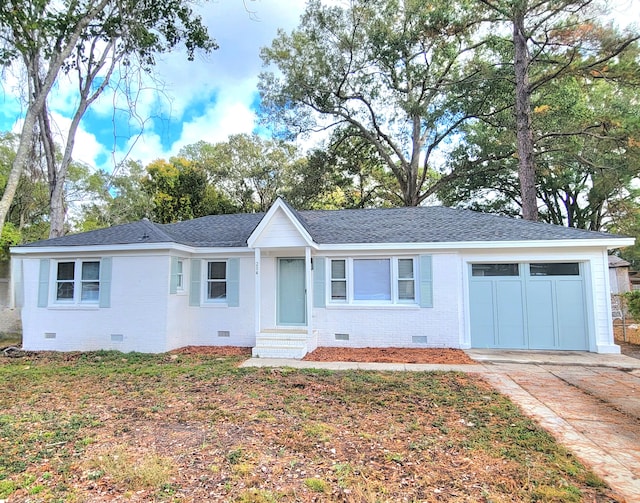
608, 255, 632, 295
10, 199, 633, 356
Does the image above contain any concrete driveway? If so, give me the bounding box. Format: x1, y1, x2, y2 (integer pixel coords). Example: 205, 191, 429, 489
469, 351, 640, 501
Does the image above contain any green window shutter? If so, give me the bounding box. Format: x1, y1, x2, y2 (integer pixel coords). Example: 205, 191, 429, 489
99, 257, 112, 308
227, 258, 240, 307
170, 257, 179, 294
313, 257, 326, 308
419, 255, 433, 308
37, 259, 50, 308
189, 259, 201, 306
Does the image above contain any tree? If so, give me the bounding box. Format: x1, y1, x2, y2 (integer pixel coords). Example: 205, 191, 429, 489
259, 0, 492, 207
477, 0, 639, 220
77, 160, 153, 230
438, 62, 640, 230
0, 131, 50, 249
0, 0, 216, 237
180, 134, 299, 212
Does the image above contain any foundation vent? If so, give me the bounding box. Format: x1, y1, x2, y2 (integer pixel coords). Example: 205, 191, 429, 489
412, 336, 428, 344
110, 334, 124, 342
334, 333, 350, 341
218, 330, 230, 338
44, 332, 56, 339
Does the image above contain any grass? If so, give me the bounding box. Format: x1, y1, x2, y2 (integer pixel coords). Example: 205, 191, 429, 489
0, 350, 614, 502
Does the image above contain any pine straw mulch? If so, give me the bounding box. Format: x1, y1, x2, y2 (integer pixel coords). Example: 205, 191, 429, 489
303, 347, 476, 364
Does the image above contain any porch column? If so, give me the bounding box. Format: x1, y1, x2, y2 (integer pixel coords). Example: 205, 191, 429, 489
254, 247, 261, 336
305, 246, 312, 336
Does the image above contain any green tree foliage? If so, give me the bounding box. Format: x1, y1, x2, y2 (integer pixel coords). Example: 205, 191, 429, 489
475, 0, 639, 220
259, 0, 491, 207
438, 12, 640, 229
440, 71, 640, 228
78, 161, 153, 231
143, 158, 236, 224
0, 132, 49, 252
180, 134, 300, 212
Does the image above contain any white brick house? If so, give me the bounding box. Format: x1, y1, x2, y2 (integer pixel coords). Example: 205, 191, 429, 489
10, 199, 633, 357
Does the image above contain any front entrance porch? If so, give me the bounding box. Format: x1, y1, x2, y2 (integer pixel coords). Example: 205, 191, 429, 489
251, 246, 318, 358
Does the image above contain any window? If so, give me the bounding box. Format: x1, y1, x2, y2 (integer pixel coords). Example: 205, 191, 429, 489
529, 262, 580, 276
329, 257, 416, 304
176, 260, 184, 290
331, 259, 347, 300
472, 263, 519, 277
397, 258, 415, 300
354, 259, 391, 300
81, 261, 100, 301
55, 260, 100, 303
207, 261, 227, 300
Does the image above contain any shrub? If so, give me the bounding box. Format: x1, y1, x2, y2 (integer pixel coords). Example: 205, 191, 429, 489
623, 291, 640, 320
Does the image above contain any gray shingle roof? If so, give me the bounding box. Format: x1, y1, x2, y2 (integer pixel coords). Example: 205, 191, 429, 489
19, 205, 625, 249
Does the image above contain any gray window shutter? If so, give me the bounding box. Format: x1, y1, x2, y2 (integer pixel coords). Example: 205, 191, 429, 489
313, 257, 326, 308
419, 255, 433, 308
170, 257, 179, 294
37, 259, 50, 308
189, 259, 201, 306
227, 258, 239, 307
99, 257, 112, 308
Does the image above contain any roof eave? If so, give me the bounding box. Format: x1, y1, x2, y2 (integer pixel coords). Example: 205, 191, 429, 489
10, 242, 248, 255
316, 237, 635, 251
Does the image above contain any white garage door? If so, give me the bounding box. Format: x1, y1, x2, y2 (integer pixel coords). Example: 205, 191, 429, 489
469, 262, 588, 350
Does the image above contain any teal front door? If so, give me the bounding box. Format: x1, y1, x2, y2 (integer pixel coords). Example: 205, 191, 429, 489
278, 258, 306, 325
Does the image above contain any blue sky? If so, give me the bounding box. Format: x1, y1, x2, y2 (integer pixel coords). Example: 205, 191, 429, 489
0, 0, 638, 174
0, 0, 308, 172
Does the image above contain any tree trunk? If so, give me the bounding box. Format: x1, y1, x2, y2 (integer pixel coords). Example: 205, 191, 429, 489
0, 109, 39, 235
513, 8, 538, 221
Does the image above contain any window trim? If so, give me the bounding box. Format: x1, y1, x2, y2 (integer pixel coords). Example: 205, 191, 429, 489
204, 260, 228, 303
52, 259, 101, 305
176, 259, 184, 291
328, 257, 417, 305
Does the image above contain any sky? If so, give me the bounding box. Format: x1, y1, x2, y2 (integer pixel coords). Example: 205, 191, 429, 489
0, 0, 309, 173
0, 0, 638, 175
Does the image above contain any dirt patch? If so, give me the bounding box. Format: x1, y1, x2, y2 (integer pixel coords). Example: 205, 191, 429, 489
169, 345, 252, 357
304, 347, 476, 364
614, 323, 640, 346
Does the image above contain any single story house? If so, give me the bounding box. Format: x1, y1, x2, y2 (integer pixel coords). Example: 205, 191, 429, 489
10, 199, 633, 357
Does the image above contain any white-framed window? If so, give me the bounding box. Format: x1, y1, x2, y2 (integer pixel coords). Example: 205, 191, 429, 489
330, 259, 347, 301
176, 260, 184, 290
206, 261, 227, 301
329, 257, 416, 304
397, 258, 415, 300
55, 260, 100, 303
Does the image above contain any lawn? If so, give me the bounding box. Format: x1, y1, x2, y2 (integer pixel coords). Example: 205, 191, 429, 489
0, 350, 616, 502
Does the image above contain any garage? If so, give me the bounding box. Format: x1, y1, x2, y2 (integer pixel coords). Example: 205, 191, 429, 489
469, 262, 588, 350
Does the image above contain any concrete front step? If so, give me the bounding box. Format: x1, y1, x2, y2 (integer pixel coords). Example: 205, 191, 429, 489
252, 345, 308, 359
253, 331, 310, 359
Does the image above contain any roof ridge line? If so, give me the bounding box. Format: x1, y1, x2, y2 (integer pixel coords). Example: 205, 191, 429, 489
141, 218, 177, 243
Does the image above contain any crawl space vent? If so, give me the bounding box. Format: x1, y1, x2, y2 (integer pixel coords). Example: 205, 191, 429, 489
334, 333, 350, 341
412, 336, 428, 344
218, 330, 230, 338
110, 334, 124, 342
44, 332, 56, 339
